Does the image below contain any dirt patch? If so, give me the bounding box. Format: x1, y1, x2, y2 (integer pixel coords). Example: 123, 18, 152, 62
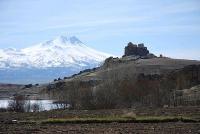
0, 122, 199, 134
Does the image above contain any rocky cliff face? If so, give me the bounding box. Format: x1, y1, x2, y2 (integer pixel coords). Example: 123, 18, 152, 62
124, 42, 149, 57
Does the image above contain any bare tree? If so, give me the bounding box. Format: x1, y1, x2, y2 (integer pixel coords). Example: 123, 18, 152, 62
8, 95, 27, 112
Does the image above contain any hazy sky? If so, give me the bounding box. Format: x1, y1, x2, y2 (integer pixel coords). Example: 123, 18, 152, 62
0, 0, 200, 59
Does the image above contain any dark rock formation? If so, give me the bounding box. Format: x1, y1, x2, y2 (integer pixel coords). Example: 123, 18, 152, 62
103, 57, 122, 68
124, 42, 149, 57
102, 42, 156, 69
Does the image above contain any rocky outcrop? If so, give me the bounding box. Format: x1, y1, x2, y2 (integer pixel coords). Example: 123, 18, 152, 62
102, 42, 157, 68
124, 42, 149, 57
103, 57, 121, 68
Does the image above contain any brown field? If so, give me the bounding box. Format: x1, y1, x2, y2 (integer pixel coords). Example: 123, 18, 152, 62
1, 122, 200, 134
0, 107, 199, 134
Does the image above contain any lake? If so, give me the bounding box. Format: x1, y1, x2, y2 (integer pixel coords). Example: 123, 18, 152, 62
0, 99, 68, 112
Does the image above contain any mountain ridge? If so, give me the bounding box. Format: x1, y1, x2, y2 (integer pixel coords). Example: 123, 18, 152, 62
0, 35, 111, 69
0, 35, 112, 84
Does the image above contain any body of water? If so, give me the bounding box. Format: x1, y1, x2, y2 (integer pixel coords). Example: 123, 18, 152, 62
0, 99, 68, 112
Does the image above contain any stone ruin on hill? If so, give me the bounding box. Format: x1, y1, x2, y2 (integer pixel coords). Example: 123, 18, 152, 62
103, 42, 156, 68
124, 42, 149, 57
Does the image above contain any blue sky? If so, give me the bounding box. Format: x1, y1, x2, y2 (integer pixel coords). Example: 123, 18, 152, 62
0, 0, 200, 59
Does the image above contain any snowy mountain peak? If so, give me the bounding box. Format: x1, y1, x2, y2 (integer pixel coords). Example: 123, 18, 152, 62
40, 35, 83, 48
69, 36, 83, 44
0, 35, 112, 69
0, 35, 113, 83
4, 48, 17, 52
55, 36, 82, 44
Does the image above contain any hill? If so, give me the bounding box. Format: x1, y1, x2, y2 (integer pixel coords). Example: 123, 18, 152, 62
41, 43, 200, 109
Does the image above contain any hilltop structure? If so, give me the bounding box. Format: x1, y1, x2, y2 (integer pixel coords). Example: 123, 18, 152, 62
124, 42, 149, 57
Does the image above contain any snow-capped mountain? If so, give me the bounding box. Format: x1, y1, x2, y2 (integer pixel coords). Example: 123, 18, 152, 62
0, 36, 110, 69
0, 36, 112, 84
